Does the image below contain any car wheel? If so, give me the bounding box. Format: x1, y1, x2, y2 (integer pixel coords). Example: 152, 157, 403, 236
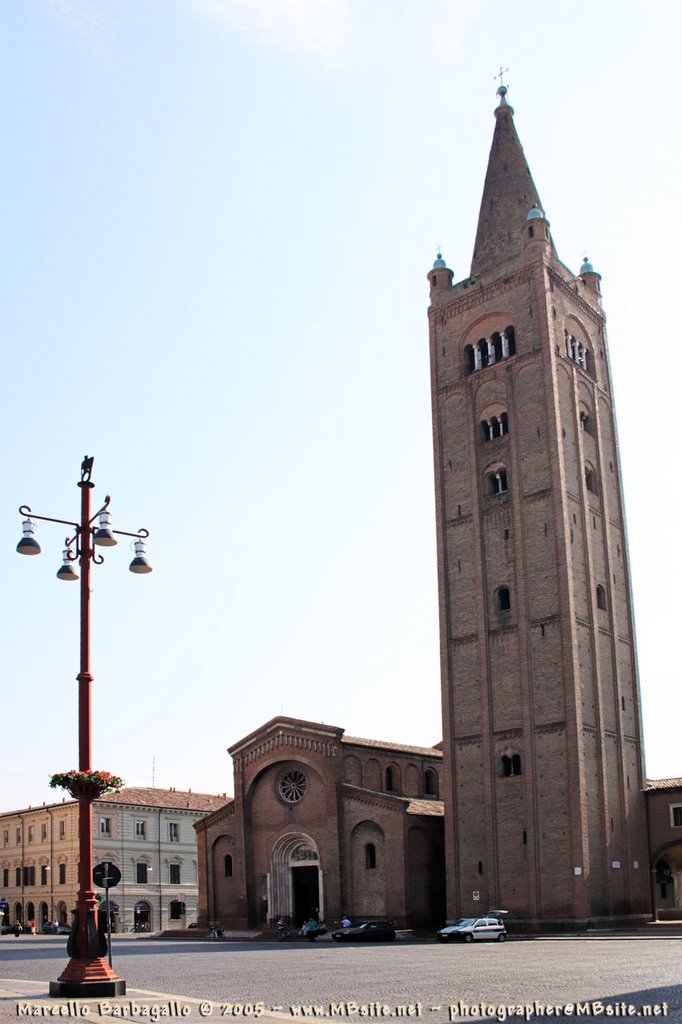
464, 933, 473, 943
497, 933, 506, 942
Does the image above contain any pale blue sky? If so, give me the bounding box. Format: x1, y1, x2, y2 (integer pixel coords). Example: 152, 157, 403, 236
2, 0, 680, 810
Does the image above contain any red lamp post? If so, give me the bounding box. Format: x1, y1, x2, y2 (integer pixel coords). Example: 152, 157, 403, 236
17, 456, 152, 997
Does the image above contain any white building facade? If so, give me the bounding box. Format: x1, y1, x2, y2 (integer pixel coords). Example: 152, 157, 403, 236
1, 788, 226, 933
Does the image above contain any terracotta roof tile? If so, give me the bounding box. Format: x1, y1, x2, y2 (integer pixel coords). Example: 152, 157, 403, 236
646, 778, 682, 791
406, 799, 444, 817
98, 788, 229, 813
342, 736, 443, 758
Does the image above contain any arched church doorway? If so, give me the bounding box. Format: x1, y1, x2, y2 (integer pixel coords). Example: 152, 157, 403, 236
654, 844, 682, 919
269, 834, 322, 928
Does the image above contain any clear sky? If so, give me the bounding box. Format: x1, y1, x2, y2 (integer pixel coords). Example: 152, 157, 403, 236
2, 0, 680, 812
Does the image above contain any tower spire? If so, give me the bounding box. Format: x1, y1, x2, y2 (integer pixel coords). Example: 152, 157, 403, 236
470, 88, 552, 278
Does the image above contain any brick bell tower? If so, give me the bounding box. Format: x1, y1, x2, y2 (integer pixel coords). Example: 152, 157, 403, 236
427, 86, 650, 926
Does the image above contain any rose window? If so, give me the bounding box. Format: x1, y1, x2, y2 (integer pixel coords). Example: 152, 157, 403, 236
278, 770, 307, 804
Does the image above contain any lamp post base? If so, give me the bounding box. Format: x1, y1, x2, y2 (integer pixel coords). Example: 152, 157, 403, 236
50, 949, 126, 998
50, 963, 126, 997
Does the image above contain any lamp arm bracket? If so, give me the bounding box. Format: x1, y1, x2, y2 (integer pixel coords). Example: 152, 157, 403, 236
112, 527, 150, 540
64, 537, 80, 561
18, 506, 79, 529
89, 495, 112, 526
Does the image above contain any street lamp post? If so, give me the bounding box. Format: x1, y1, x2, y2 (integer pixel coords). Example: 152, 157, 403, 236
17, 456, 152, 997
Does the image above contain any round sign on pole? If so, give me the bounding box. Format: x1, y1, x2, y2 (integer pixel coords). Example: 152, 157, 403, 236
93, 862, 122, 889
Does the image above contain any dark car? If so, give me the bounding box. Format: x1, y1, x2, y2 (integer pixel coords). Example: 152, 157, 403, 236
437, 913, 507, 943
43, 922, 71, 935
332, 920, 396, 942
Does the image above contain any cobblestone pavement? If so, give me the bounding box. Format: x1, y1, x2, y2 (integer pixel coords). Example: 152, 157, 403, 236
1, 935, 680, 1023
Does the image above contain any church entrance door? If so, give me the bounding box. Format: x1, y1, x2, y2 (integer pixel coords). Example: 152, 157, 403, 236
293, 866, 319, 925
270, 832, 322, 927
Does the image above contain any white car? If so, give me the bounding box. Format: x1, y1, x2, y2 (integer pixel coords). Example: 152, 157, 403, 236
437, 914, 507, 943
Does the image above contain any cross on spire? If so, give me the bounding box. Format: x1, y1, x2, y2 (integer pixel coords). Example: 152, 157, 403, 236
494, 66, 509, 90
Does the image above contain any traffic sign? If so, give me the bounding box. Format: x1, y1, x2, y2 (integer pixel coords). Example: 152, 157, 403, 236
93, 861, 121, 889
472, 891, 480, 901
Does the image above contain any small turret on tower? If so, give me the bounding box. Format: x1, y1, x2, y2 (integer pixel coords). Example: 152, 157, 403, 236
428, 252, 454, 296
578, 256, 602, 299
524, 203, 552, 255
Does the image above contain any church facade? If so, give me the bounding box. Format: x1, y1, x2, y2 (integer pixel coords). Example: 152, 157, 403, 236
195, 717, 445, 929
427, 87, 650, 925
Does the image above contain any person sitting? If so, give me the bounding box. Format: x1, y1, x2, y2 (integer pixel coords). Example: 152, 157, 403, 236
341, 915, 351, 928
305, 917, 319, 941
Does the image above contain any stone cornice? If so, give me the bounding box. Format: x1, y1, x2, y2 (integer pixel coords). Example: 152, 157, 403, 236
341, 783, 409, 813
429, 265, 534, 326
547, 266, 604, 328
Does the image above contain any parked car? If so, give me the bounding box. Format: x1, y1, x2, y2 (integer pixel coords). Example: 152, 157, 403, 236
42, 921, 71, 935
331, 920, 396, 942
437, 912, 507, 943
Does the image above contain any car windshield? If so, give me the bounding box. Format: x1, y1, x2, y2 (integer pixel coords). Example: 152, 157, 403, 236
453, 918, 477, 927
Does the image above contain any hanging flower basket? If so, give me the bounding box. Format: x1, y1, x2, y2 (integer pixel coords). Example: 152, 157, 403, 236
49, 770, 124, 800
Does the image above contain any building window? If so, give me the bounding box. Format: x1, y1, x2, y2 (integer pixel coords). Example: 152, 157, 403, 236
40, 865, 48, 886
169, 822, 180, 843
41, 825, 47, 841
100, 817, 111, 837
169, 900, 185, 920
58, 864, 66, 885
28, 826, 33, 844
135, 820, 147, 840
59, 821, 65, 840
596, 585, 607, 611
365, 844, 376, 870
579, 410, 592, 434
424, 768, 438, 797
2, 868, 8, 888
16, 828, 21, 845
488, 469, 508, 495
15, 867, 21, 886
277, 769, 308, 804
169, 864, 181, 885
481, 413, 509, 442
502, 755, 522, 777
22, 866, 35, 886
385, 767, 395, 792
3, 829, 8, 846
465, 326, 516, 374
671, 805, 682, 828
565, 330, 591, 373
585, 467, 598, 494
224, 855, 233, 878
136, 863, 149, 884
498, 587, 511, 612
